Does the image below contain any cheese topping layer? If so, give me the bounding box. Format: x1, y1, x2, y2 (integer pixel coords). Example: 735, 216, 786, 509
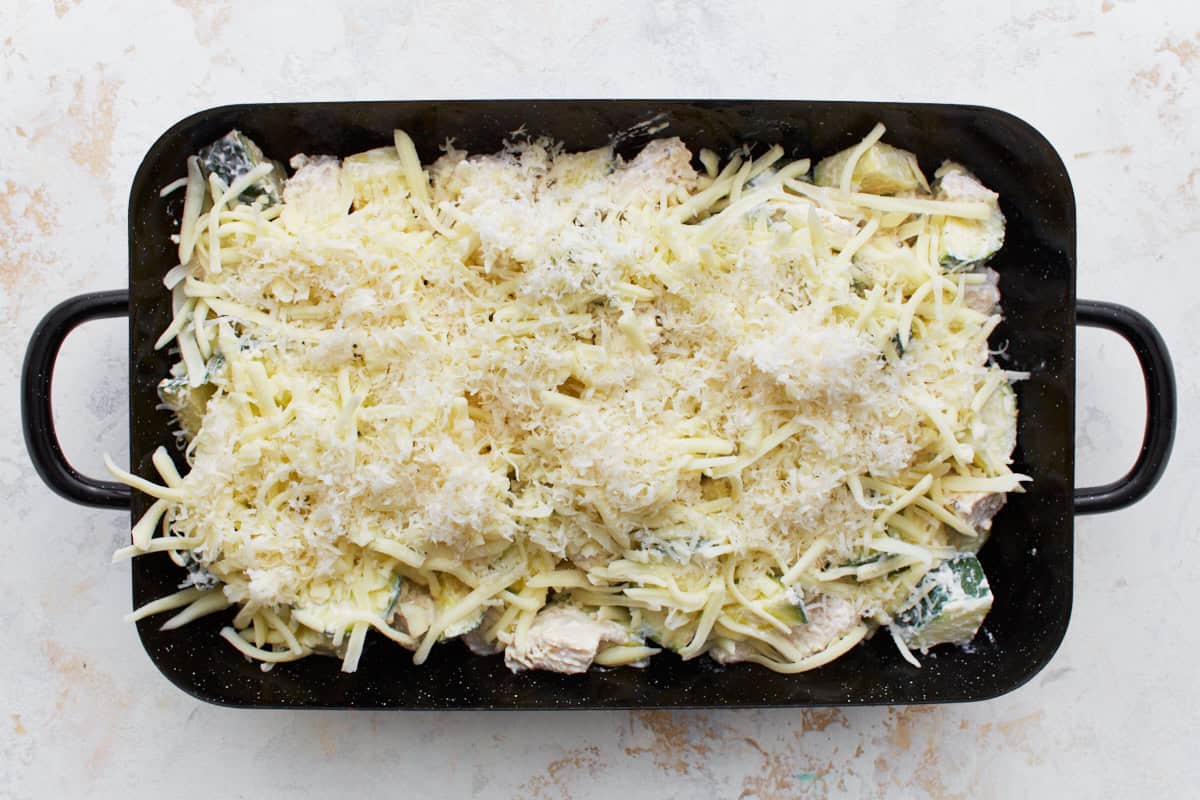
113, 124, 1025, 674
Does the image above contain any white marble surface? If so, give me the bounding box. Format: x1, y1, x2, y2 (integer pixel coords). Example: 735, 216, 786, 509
2, 1, 1197, 797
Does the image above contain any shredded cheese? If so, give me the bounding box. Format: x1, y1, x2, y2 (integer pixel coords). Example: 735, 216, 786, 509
111, 123, 1025, 675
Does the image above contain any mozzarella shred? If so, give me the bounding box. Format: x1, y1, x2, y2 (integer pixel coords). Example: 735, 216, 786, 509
111, 123, 1024, 674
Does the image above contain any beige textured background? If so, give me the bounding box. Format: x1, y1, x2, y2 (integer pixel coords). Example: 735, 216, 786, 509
2, 1, 1197, 797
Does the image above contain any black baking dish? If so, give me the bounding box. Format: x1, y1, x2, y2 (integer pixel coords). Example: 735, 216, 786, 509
21, 101, 1176, 708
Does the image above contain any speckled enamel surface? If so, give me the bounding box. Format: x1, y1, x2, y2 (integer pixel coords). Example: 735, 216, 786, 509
2, 1, 1196, 797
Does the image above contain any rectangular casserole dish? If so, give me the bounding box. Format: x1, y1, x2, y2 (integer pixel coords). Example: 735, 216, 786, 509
21, 100, 1176, 708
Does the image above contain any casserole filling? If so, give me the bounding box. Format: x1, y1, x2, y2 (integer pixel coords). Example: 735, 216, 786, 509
111, 123, 1025, 674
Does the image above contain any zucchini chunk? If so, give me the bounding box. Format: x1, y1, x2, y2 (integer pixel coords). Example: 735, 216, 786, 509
198, 130, 285, 207
894, 554, 993, 652
180, 551, 220, 590
969, 378, 1018, 475
157, 377, 215, 439
814, 141, 925, 195
639, 610, 694, 653
934, 162, 1005, 268
157, 353, 223, 439
432, 578, 486, 639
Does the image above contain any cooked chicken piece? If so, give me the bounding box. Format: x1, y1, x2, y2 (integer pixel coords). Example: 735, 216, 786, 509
281, 155, 353, 230
814, 207, 860, 250
949, 492, 1006, 533
389, 585, 435, 638
709, 594, 861, 665
462, 608, 504, 656
504, 606, 626, 674
708, 637, 758, 665
786, 594, 861, 654
962, 267, 1001, 314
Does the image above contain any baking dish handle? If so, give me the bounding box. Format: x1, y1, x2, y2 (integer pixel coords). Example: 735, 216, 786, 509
1073, 299, 1176, 514
21, 290, 132, 509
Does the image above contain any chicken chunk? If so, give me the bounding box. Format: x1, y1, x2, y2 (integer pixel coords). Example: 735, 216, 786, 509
281, 154, 353, 230
962, 267, 1001, 314
949, 491, 1006, 532
785, 594, 862, 654
462, 608, 504, 656
388, 585, 435, 638
708, 594, 861, 665
504, 606, 627, 674
708, 637, 759, 665
814, 207, 860, 250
